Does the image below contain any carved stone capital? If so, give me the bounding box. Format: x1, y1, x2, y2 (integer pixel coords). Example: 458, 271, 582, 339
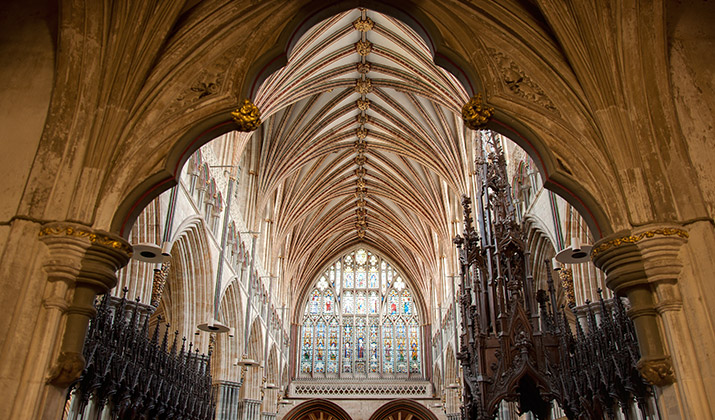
592, 224, 688, 294
637, 356, 676, 386
38, 222, 131, 386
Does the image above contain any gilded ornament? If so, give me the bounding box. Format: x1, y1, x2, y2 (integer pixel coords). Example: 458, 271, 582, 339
352, 17, 375, 32
354, 154, 368, 166
357, 98, 370, 110
355, 40, 373, 56
230, 99, 262, 132
591, 228, 689, 257
356, 114, 369, 124
357, 62, 372, 74
355, 79, 372, 94
462, 94, 494, 130
355, 188, 368, 200
39, 225, 133, 255
356, 127, 369, 139
355, 168, 367, 178
559, 268, 575, 307
356, 198, 367, 208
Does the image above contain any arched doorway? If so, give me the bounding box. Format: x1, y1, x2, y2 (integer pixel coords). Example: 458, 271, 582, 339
369, 399, 438, 420
284, 399, 353, 420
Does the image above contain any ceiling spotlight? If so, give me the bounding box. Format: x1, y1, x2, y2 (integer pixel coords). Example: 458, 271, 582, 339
197, 319, 230, 334
555, 237, 593, 264
132, 243, 171, 263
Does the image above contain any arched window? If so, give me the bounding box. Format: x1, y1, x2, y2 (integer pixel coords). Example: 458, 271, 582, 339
299, 248, 422, 378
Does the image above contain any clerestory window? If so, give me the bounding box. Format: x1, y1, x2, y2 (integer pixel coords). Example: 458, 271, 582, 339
299, 248, 422, 378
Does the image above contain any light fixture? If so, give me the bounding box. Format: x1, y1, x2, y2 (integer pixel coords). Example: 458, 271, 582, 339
555, 237, 593, 264
552, 257, 562, 271
132, 243, 170, 263
264, 383, 278, 389
197, 318, 230, 334
228, 327, 235, 338
447, 383, 459, 389
236, 356, 259, 367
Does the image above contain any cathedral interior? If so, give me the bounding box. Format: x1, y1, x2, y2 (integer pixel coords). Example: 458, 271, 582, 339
1, 1, 714, 419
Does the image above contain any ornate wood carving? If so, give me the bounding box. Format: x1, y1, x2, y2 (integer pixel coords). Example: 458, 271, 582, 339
454, 133, 653, 419
67, 290, 215, 419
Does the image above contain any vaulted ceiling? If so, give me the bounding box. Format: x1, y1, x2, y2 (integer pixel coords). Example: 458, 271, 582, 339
250, 9, 476, 297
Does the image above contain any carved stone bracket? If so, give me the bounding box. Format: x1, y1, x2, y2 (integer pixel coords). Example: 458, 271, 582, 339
637, 356, 676, 386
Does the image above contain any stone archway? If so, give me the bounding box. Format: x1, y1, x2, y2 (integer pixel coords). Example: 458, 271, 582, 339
369, 399, 438, 420
284, 399, 353, 420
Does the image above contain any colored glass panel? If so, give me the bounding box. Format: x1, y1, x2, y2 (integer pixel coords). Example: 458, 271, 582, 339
396, 322, 407, 373
368, 291, 379, 314
315, 320, 325, 373
356, 271, 366, 288
324, 289, 334, 314
409, 321, 420, 373
383, 320, 393, 373
369, 322, 379, 373
342, 323, 353, 373
328, 318, 339, 373
309, 289, 321, 315
356, 292, 366, 315
301, 319, 313, 373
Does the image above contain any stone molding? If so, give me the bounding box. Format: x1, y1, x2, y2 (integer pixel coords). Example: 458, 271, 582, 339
289, 380, 431, 398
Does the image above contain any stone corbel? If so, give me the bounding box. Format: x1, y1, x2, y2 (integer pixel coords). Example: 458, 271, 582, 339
592, 224, 688, 386
39, 222, 131, 387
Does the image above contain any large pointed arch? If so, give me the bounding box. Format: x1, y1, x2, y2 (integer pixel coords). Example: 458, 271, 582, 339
283, 399, 353, 420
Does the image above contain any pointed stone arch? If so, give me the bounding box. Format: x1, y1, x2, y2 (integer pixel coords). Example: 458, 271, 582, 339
369, 399, 439, 420
151, 217, 213, 346
213, 278, 245, 383
283, 399, 353, 420
103, 1, 627, 246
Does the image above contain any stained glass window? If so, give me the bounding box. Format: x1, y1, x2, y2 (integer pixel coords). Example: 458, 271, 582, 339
299, 248, 422, 378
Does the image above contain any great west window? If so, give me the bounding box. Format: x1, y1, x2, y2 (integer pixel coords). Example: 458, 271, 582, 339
299, 248, 422, 378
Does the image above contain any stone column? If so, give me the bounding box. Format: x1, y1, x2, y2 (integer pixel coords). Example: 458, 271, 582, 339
237, 399, 262, 420
238, 364, 263, 420
261, 411, 277, 420
0, 221, 130, 420
592, 224, 709, 419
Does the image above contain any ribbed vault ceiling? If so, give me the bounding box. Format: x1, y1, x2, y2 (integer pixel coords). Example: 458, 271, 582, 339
252, 9, 475, 296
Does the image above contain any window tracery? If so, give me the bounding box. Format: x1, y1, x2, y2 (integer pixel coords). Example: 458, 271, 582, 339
299, 248, 422, 378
